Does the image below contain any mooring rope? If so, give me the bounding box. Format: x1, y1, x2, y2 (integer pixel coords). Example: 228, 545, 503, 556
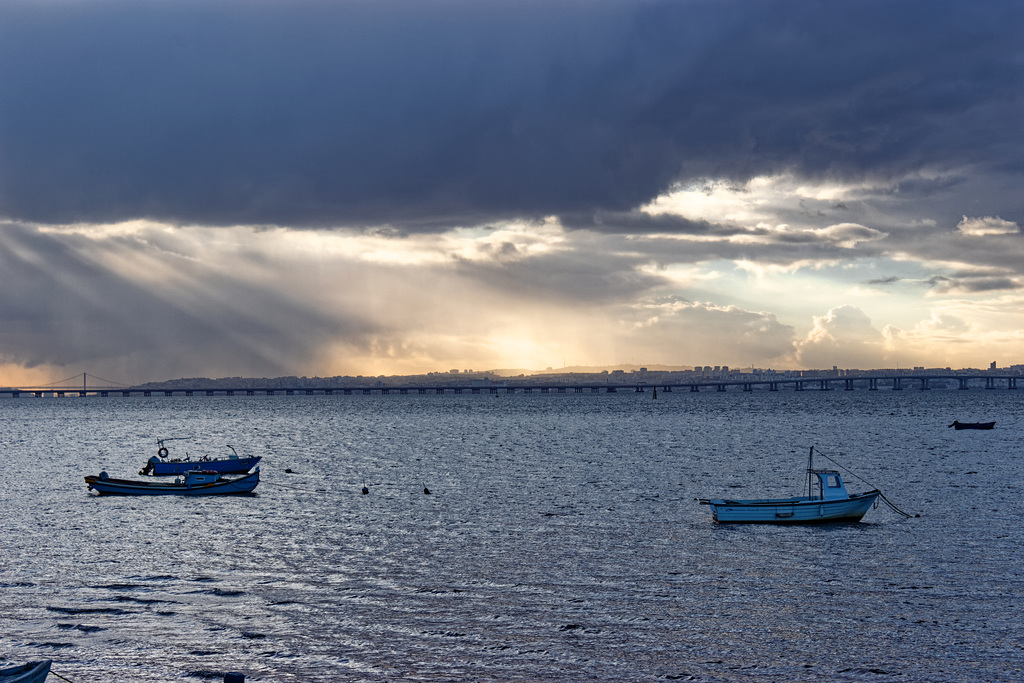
814, 447, 918, 518
262, 481, 327, 493
876, 491, 917, 518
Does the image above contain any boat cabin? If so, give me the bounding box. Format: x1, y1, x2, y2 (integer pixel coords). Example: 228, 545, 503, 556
808, 468, 851, 500
176, 470, 222, 486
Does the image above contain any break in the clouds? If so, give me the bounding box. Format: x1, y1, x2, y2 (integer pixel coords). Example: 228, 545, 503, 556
957, 216, 1020, 237
1, 0, 1024, 383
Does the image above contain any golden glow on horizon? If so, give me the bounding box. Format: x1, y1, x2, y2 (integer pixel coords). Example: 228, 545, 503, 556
0, 363, 66, 388
12, 198, 1024, 384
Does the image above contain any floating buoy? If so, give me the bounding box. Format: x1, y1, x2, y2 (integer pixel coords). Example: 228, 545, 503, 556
225, 673, 245, 683
284, 468, 293, 473
423, 487, 431, 495
361, 486, 369, 495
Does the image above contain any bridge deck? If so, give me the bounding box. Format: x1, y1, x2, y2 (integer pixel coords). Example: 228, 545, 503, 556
1, 374, 1019, 397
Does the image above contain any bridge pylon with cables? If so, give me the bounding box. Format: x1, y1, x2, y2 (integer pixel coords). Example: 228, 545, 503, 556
7, 372, 131, 396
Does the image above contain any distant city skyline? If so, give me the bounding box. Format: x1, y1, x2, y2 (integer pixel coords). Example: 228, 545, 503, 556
7, 361, 1022, 393
2, 1, 1023, 386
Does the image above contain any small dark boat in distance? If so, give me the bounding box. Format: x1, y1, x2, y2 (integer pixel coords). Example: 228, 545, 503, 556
948, 420, 995, 430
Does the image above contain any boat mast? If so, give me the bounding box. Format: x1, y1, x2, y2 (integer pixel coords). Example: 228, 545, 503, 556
807, 446, 814, 499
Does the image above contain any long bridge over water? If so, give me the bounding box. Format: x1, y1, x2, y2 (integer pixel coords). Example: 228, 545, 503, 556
1, 373, 1020, 398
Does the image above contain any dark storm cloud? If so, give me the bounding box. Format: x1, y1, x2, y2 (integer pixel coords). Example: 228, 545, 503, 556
867, 276, 902, 286
453, 245, 667, 306
926, 274, 1021, 294
561, 210, 722, 236
1, 0, 1021, 229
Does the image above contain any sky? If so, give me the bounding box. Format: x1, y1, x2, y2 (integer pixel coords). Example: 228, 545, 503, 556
2, 0, 1024, 386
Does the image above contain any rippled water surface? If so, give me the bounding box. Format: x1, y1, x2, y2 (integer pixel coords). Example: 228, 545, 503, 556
2, 389, 1023, 681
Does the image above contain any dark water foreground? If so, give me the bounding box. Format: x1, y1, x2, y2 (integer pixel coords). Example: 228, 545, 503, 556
1, 390, 1022, 681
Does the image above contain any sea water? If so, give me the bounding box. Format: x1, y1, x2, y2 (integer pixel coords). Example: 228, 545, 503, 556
1, 389, 1022, 681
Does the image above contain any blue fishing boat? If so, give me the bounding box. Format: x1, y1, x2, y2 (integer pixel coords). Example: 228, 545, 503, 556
698, 447, 880, 523
140, 439, 261, 475
86, 467, 260, 496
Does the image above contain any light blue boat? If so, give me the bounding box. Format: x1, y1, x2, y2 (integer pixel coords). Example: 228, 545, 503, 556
699, 447, 880, 523
85, 467, 260, 496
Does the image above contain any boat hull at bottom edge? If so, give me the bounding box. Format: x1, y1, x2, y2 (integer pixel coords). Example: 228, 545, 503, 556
0, 659, 52, 683
705, 491, 881, 524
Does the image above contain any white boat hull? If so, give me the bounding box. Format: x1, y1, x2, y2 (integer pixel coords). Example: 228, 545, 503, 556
704, 491, 880, 523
